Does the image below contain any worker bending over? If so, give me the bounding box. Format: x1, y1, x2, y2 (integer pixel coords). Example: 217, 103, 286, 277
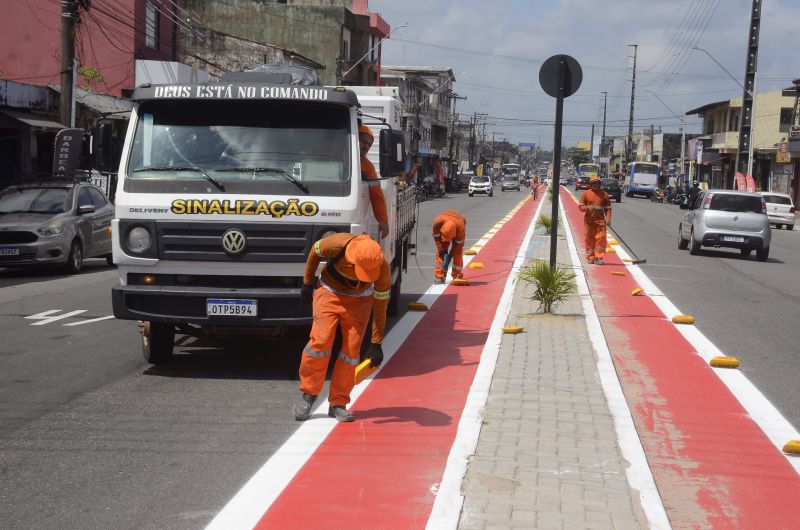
432, 210, 467, 284
358, 125, 389, 239
294, 233, 390, 422
578, 175, 612, 265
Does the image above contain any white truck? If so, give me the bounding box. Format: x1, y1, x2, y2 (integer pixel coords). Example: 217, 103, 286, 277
110, 71, 416, 362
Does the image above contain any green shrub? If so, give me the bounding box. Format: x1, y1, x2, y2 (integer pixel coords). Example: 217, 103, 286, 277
517, 260, 576, 313
535, 214, 552, 235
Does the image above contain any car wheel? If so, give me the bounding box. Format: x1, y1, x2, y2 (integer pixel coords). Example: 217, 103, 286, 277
688, 230, 700, 255
64, 239, 83, 274
740, 248, 752, 257
616, 196, 621, 203
105, 254, 114, 266
141, 321, 175, 363
678, 226, 688, 250
788, 224, 794, 231
468, 193, 473, 197
756, 246, 769, 262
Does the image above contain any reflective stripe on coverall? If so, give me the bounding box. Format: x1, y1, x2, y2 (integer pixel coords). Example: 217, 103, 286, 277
299, 233, 391, 406
432, 210, 467, 280
579, 189, 612, 261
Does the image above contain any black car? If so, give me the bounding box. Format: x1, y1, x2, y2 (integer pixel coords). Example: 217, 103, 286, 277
602, 178, 622, 203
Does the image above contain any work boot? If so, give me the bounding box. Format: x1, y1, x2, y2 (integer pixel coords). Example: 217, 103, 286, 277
328, 405, 355, 422
433, 277, 444, 285
594, 258, 605, 265
293, 393, 317, 421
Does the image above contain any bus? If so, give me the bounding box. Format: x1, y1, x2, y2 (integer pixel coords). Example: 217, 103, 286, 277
623, 162, 660, 198
577, 163, 600, 178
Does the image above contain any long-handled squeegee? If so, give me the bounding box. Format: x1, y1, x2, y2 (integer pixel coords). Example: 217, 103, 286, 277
607, 225, 647, 265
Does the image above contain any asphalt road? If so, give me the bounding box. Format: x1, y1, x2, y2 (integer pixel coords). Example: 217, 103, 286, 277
577, 189, 800, 429
0, 183, 529, 529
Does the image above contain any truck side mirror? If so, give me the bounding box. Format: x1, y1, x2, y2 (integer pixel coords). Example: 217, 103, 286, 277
379, 128, 405, 178
93, 121, 116, 172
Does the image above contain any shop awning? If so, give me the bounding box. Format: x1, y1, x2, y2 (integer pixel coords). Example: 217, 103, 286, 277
0, 109, 65, 129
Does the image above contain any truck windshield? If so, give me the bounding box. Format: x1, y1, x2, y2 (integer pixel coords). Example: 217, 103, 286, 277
126, 100, 351, 196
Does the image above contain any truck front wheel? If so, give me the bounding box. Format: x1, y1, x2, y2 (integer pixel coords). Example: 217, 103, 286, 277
388, 274, 402, 317
141, 321, 175, 363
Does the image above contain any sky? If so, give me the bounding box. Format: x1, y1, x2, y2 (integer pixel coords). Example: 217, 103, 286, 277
369, 0, 800, 149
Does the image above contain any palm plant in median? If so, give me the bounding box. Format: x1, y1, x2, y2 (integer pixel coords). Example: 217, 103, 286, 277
535, 214, 553, 235
517, 259, 576, 313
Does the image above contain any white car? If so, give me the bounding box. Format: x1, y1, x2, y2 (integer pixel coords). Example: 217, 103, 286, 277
468, 175, 493, 197
759, 192, 795, 230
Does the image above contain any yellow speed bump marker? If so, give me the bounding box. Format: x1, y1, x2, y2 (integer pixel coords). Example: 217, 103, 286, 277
464, 249, 478, 255
407, 302, 428, 311
612, 271, 625, 276
710, 356, 740, 368
622, 258, 633, 263
452, 278, 470, 286
605, 247, 616, 253
782, 440, 800, 455
469, 262, 485, 269
488, 230, 498, 234
502, 325, 525, 334
672, 315, 695, 325
631, 287, 644, 296
609, 239, 620, 245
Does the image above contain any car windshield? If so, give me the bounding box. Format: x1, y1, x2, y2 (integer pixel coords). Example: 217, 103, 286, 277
763, 195, 792, 205
472, 176, 490, 183
0, 187, 70, 214
503, 176, 517, 181
126, 100, 351, 196
709, 194, 763, 213
578, 177, 589, 183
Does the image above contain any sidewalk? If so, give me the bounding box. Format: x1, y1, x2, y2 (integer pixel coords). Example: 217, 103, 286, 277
458, 196, 649, 530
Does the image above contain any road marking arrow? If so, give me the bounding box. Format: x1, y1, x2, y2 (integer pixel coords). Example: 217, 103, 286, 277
25, 309, 87, 326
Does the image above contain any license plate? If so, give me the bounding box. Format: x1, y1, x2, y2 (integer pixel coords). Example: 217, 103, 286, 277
206, 299, 257, 317
0, 247, 20, 256
722, 236, 745, 243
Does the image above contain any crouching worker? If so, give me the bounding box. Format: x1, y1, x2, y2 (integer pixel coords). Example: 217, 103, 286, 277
294, 233, 390, 422
432, 210, 467, 284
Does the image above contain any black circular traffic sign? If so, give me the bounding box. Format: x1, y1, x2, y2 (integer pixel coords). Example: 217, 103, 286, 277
539, 55, 583, 98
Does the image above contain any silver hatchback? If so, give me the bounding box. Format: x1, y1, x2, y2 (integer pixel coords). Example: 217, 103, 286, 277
678, 190, 772, 261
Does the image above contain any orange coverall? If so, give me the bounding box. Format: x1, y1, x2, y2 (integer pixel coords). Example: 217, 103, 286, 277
299, 233, 391, 407
579, 188, 613, 261
432, 210, 467, 280
362, 156, 389, 234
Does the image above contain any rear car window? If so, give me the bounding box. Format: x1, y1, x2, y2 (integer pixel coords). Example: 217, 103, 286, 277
472, 176, 489, 183
709, 194, 762, 213
763, 195, 791, 205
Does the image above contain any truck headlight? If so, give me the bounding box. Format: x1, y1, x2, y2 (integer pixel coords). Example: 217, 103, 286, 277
127, 226, 152, 254
37, 220, 67, 236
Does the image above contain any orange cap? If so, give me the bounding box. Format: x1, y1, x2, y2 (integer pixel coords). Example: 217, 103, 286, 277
345, 235, 384, 282
358, 125, 374, 142
590, 175, 601, 183
441, 220, 457, 241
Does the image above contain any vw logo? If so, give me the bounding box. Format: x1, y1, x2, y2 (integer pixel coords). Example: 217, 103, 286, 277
222, 229, 247, 256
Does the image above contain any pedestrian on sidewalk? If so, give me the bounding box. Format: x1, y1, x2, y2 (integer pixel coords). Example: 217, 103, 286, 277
358, 125, 390, 239
294, 233, 390, 422
432, 209, 467, 284
579, 175, 612, 264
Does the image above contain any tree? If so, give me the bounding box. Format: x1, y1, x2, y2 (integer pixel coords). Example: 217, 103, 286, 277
566, 147, 591, 166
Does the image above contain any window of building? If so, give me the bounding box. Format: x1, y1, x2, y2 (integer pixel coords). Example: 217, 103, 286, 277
145, 2, 160, 50
705, 119, 715, 135
728, 110, 739, 132
779, 107, 793, 133
341, 27, 352, 61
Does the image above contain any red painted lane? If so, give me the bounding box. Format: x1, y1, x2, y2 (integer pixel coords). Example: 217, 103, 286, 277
561, 188, 800, 529
257, 197, 536, 529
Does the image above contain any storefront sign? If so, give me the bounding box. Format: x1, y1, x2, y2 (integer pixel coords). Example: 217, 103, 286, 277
776, 142, 791, 163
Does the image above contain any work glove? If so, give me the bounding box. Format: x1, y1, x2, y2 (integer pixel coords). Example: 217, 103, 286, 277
438, 247, 448, 259
300, 280, 316, 301
367, 342, 384, 368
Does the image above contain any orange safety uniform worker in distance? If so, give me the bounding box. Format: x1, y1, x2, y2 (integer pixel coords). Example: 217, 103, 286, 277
294, 233, 390, 422
578, 175, 613, 265
358, 125, 390, 239
432, 210, 467, 284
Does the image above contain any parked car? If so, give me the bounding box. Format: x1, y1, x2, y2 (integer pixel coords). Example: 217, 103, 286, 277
457, 172, 473, 191
0, 179, 114, 273
575, 176, 591, 190
678, 190, 771, 261
759, 192, 795, 230
602, 178, 622, 203
501, 175, 521, 191
468, 175, 493, 197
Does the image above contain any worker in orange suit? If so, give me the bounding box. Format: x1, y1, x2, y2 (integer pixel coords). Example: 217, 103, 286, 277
432, 210, 467, 284
358, 125, 390, 239
294, 233, 390, 422
579, 175, 613, 265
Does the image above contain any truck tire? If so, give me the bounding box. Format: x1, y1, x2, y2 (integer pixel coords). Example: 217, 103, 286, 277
142, 321, 175, 363
388, 274, 402, 317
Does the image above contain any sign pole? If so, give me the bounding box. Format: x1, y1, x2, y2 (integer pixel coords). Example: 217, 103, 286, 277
549, 65, 565, 267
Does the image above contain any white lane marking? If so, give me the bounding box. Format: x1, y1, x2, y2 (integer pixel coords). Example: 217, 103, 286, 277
561, 195, 672, 530
611, 240, 800, 475
205, 200, 529, 530
63, 315, 115, 327
426, 191, 545, 530
26, 309, 87, 326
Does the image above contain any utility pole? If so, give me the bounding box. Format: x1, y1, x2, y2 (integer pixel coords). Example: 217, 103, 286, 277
601, 91, 608, 157
626, 44, 638, 173
60, 0, 76, 128
650, 123, 654, 162
590, 123, 595, 161
680, 103, 686, 184
736, 0, 762, 185
448, 93, 466, 179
